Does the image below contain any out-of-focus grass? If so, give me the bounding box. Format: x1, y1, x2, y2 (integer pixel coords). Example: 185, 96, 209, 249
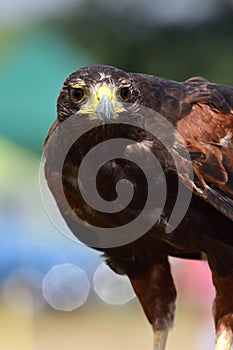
0, 299, 215, 350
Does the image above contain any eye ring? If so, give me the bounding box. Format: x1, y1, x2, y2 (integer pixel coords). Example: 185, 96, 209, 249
70, 87, 85, 102
119, 85, 131, 101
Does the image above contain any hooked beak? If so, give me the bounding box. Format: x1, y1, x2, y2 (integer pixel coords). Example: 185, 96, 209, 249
96, 94, 114, 123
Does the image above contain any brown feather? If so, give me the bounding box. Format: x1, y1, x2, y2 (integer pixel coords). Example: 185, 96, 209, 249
44, 65, 233, 347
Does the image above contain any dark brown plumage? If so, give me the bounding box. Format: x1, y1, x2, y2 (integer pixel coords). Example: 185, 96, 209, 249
44, 65, 233, 350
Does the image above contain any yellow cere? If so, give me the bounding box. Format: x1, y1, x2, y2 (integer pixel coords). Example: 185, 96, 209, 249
96, 86, 113, 104
94, 85, 125, 117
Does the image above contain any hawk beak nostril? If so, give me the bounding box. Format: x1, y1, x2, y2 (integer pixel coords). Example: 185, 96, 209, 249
96, 94, 114, 123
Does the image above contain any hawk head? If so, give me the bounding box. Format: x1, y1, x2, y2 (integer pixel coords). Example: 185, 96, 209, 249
57, 65, 141, 123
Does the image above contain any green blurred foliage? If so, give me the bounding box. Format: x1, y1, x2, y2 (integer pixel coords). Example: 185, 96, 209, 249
55, 3, 233, 84
0, 26, 94, 151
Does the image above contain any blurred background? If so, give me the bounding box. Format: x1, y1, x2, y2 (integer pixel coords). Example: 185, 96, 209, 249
1, 0, 233, 349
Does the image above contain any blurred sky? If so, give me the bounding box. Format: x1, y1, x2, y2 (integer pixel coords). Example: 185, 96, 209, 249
0, 0, 83, 27
0, 0, 231, 27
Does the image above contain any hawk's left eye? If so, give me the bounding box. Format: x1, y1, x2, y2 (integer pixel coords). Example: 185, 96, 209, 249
70, 87, 85, 102
119, 85, 131, 101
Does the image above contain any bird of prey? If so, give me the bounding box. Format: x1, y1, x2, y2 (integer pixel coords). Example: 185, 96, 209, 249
44, 65, 233, 350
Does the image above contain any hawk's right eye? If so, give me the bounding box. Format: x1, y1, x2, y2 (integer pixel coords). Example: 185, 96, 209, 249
70, 87, 85, 102
119, 85, 131, 101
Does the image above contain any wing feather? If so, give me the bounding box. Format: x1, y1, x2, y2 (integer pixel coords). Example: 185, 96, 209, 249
175, 80, 233, 221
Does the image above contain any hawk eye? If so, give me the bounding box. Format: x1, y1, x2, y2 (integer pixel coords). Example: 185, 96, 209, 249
120, 85, 131, 101
70, 87, 85, 102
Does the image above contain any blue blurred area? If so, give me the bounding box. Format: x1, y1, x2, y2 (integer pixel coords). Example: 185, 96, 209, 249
0, 209, 101, 280
0, 137, 101, 283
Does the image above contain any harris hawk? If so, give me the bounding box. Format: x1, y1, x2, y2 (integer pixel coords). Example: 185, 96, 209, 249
44, 65, 233, 350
